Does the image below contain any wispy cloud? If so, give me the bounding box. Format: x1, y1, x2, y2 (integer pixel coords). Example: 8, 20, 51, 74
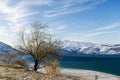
57, 24, 67, 30
44, 0, 107, 17
96, 22, 120, 31
1, 0, 119, 45
73, 30, 120, 41
73, 22, 120, 40
0, 0, 52, 45
0, 0, 52, 27
0, 26, 9, 36
0, 0, 107, 35
47, 24, 68, 34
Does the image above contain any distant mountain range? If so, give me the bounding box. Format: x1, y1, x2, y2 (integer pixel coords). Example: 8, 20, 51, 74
61, 40, 120, 55
0, 41, 120, 56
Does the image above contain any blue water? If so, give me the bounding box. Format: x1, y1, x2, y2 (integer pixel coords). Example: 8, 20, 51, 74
59, 56, 120, 76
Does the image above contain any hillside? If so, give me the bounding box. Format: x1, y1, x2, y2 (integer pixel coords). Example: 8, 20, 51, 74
0, 41, 19, 54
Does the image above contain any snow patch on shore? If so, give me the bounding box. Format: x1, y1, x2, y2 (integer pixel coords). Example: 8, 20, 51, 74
38, 68, 120, 80
60, 68, 120, 80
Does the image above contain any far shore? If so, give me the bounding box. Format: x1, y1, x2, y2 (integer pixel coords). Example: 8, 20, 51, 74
38, 68, 120, 80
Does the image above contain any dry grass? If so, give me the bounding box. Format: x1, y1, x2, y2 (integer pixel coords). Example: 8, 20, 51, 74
45, 60, 60, 75
0, 66, 91, 80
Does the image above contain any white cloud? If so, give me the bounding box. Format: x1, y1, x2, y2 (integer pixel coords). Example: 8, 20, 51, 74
0, 27, 9, 36
57, 25, 67, 30
44, 0, 107, 17
0, 0, 52, 26
0, 0, 111, 45
73, 22, 120, 41
0, 0, 52, 45
18, 0, 52, 7
73, 30, 120, 41
0, 0, 32, 29
45, 6, 90, 17
46, 24, 68, 34
96, 22, 120, 31
84, 30, 119, 38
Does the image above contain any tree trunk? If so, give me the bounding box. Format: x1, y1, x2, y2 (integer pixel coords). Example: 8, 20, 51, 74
34, 60, 39, 71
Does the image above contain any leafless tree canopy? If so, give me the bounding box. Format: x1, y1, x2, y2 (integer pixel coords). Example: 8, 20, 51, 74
17, 22, 62, 71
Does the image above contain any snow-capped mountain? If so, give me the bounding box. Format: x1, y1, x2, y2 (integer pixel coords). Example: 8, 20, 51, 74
0, 41, 120, 56
61, 40, 120, 55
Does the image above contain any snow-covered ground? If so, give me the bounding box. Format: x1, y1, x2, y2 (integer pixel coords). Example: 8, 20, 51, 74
38, 68, 120, 80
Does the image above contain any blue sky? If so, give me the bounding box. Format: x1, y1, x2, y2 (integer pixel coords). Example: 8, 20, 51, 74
0, 0, 120, 45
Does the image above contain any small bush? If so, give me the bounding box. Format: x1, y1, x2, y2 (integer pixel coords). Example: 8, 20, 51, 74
14, 59, 29, 69
45, 60, 60, 75
0, 52, 17, 64
44, 60, 60, 80
0, 52, 29, 69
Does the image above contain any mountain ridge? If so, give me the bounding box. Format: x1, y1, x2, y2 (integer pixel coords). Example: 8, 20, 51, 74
0, 41, 120, 56
61, 40, 120, 55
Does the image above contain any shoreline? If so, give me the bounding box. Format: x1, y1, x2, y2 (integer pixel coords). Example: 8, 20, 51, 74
38, 68, 120, 80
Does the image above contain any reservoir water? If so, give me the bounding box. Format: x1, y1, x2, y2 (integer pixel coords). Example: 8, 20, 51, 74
60, 56, 120, 76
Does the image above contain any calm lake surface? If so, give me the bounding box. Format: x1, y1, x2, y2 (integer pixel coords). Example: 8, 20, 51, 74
59, 56, 120, 76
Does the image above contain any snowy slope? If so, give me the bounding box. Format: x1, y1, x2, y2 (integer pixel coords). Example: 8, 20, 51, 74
62, 40, 120, 55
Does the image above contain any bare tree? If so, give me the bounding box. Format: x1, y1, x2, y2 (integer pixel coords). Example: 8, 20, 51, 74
17, 22, 62, 71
